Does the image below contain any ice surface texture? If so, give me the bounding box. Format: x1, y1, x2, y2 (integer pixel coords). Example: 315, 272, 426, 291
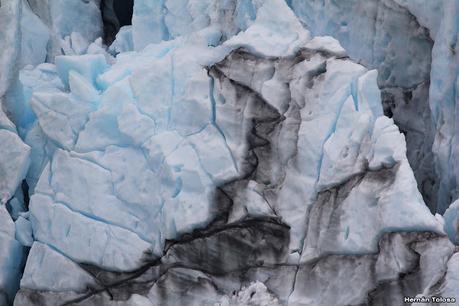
288, 0, 459, 215
0, 0, 458, 305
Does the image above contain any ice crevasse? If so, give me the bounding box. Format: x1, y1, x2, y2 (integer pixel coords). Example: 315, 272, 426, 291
0, 0, 457, 305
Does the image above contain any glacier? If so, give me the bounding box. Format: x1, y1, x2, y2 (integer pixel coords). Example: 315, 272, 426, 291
288, 0, 459, 215
1, 0, 459, 305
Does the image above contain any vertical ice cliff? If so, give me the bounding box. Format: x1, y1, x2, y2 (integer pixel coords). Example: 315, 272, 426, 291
288, 0, 437, 211
288, 0, 459, 216
0, 0, 459, 305
0, 108, 29, 306
0, 1, 101, 304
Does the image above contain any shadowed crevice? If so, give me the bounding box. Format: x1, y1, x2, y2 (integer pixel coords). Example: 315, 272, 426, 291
100, 0, 133, 45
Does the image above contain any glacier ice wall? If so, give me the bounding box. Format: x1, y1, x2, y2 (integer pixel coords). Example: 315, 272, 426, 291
288, 0, 459, 216
0, 108, 29, 305
0, 0, 459, 305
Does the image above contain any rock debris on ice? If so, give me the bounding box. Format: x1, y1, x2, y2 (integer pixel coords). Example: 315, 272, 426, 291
0, 0, 458, 305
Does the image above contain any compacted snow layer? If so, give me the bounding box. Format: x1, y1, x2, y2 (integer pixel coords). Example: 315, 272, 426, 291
0, 0, 458, 305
